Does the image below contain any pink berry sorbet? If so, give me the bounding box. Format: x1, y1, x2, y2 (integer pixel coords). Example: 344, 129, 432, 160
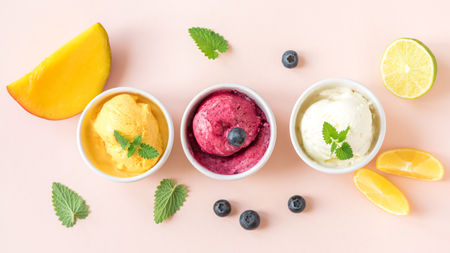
187, 90, 271, 175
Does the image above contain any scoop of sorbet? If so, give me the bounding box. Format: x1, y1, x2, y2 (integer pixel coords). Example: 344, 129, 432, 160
192, 91, 261, 157
93, 94, 163, 173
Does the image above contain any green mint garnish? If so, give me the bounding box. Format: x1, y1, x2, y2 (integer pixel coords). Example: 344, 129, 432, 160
331, 142, 337, 155
138, 143, 159, 160
336, 142, 354, 160
52, 182, 89, 228
188, 27, 229, 60
322, 122, 338, 144
114, 130, 159, 160
114, 130, 130, 150
337, 126, 350, 143
133, 135, 142, 146
322, 122, 354, 160
127, 144, 137, 158
154, 179, 187, 224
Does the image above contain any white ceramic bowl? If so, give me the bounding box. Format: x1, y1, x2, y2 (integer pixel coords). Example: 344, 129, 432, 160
77, 87, 174, 183
181, 84, 277, 180
289, 78, 386, 174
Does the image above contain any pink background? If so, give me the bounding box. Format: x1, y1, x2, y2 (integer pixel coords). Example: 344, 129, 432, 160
1, 0, 449, 252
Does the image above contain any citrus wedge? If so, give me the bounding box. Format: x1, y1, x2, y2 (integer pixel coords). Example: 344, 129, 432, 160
353, 168, 409, 216
380, 38, 437, 99
376, 148, 444, 181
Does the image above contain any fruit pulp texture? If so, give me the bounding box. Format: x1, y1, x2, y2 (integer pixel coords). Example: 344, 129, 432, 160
188, 90, 271, 175
354, 168, 409, 216
381, 39, 436, 99
376, 149, 443, 181
81, 93, 169, 178
7, 23, 111, 120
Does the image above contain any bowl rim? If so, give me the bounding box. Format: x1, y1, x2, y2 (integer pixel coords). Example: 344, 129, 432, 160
76, 87, 175, 183
180, 83, 277, 180
289, 78, 386, 174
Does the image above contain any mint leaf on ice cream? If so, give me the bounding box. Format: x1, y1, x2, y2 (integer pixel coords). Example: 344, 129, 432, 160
114, 130, 158, 160
337, 126, 350, 143
322, 122, 354, 160
114, 130, 130, 150
127, 144, 137, 158
336, 142, 354, 160
331, 142, 337, 156
138, 143, 159, 159
133, 135, 142, 146
322, 122, 338, 144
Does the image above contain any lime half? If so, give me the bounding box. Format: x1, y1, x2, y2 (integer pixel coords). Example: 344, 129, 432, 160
381, 38, 437, 99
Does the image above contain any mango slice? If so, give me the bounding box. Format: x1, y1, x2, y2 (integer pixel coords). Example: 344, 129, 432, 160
7, 23, 111, 120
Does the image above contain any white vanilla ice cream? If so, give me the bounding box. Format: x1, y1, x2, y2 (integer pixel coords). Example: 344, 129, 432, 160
300, 88, 373, 167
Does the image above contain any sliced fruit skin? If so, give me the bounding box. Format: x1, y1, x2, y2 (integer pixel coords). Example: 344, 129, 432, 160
354, 168, 410, 216
7, 23, 111, 120
380, 38, 437, 99
376, 148, 444, 181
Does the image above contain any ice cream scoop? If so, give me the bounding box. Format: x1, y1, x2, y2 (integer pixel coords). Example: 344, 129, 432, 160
300, 87, 373, 167
192, 91, 261, 157
290, 78, 386, 174
184, 88, 273, 176
93, 94, 163, 173
78, 87, 174, 182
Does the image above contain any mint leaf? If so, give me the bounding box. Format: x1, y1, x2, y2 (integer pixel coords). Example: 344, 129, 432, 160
52, 182, 89, 228
323, 122, 338, 144
324, 123, 353, 160
114, 130, 130, 150
337, 126, 350, 143
127, 144, 137, 158
133, 135, 142, 146
336, 142, 354, 160
188, 27, 229, 60
154, 179, 187, 224
331, 142, 337, 156
138, 143, 159, 159
114, 131, 158, 160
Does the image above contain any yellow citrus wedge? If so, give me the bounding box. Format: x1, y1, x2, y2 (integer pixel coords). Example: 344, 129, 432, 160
380, 38, 437, 99
376, 148, 444, 181
353, 168, 409, 216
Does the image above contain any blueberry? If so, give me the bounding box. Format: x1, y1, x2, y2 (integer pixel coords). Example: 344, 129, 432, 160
282, 50, 298, 68
239, 210, 260, 230
288, 195, 306, 213
214, 200, 231, 217
227, 128, 246, 147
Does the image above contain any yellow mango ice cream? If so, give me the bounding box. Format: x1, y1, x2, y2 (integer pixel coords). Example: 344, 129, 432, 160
93, 94, 163, 173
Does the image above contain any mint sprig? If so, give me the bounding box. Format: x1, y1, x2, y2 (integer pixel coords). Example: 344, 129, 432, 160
138, 143, 159, 160
322, 122, 353, 160
154, 179, 187, 224
114, 130, 159, 160
127, 144, 138, 158
188, 27, 229, 60
114, 130, 130, 150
